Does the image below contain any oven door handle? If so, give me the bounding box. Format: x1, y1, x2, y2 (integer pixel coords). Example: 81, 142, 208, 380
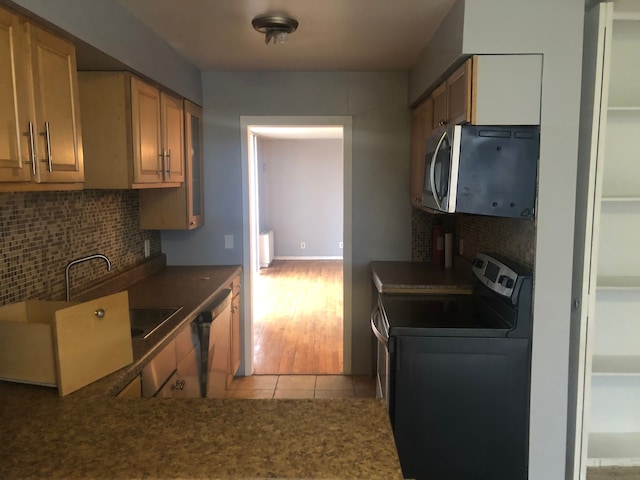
370, 303, 388, 349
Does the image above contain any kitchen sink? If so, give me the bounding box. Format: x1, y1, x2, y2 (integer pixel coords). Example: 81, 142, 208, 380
129, 307, 182, 339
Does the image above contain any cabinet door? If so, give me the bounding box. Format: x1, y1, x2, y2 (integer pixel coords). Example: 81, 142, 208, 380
228, 293, 241, 385
410, 98, 432, 208
161, 92, 184, 183
185, 100, 204, 228
116, 375, 142, 398
173, 350, 202, 398
26, 22, 83, 183
447, 59, 472, 126
138, 101, 203, 230
431, 83, 447, 134
131, 77, 163, 184
0, 9, 32, 183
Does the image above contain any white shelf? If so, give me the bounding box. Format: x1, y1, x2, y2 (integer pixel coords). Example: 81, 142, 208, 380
592, 356, 640, 376
609, 19, 640, 107
614, 13, 640, 22
608, 106, 640, 111
596, 276, 640, 290
596, 204, 640, 277
602, 112, 640, 198
601, 197, 640, 203
588, 433, 640, 467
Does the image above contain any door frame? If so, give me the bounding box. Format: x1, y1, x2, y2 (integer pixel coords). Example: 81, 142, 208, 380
240, 115, 353, 375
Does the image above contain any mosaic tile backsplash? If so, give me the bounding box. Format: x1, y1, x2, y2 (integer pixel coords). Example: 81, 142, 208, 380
0, 190, 161, 306
411, 207, 535, 269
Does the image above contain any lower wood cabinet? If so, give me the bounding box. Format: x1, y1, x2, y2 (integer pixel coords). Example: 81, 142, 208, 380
227, 275, 241, 387
116, 375, 142, 399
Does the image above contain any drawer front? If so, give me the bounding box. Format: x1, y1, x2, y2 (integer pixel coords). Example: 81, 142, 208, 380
141, 339, 176, 397
175, 320, 198, 363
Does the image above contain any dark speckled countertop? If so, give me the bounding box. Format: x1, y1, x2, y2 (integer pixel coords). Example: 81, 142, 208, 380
0, 262, 404, 479
371, 258, 474, 294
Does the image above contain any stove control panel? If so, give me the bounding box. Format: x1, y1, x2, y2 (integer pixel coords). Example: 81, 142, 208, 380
472, 252, 531, 303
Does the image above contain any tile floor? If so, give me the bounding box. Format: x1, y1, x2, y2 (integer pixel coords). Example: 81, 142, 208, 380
225, 374, 377, 399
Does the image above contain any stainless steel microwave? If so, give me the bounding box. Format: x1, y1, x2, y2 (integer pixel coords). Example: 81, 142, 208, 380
422, 124, 540, 218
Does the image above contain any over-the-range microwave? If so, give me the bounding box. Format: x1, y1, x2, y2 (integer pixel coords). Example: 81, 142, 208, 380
422, 124, 540, 218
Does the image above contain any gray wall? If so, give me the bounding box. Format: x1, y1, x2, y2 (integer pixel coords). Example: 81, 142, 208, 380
258, 138, 343, 258
411, 0, 585, 478
162, 71, 412, 375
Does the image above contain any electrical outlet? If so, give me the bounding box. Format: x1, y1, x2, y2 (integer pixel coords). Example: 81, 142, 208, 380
339, 242, 343, 249
144, 239, 150, 258
225, 235, 234, 249
300, 242, 306, 249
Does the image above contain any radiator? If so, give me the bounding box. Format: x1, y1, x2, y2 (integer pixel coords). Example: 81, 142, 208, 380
259, 230, 274, 268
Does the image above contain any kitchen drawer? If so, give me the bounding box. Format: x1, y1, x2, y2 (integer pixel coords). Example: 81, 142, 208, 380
175, 318, 198, 363
0, 291, 133, 396
141, 339, 176, 397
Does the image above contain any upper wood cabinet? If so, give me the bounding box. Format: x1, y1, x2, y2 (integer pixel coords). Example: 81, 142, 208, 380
139, 100, 204, 230
411, 54, 541, 209
0, 6, 83, 191
427, 55, 542, 136
410, 96, 432, 208
430, 59, 472, 134
78, 71, 184, 189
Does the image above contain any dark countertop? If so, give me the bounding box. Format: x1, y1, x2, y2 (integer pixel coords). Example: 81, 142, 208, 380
0, 262, 404, 479
2, 382, 402, 479
83, 264, 243, 397
371, 258, 474, 294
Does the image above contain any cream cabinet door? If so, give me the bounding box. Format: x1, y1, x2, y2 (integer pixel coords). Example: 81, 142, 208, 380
131, 77, 163, 184
26, 22, 83, 183
161, 92, 184, 183
0, 9, 32, 183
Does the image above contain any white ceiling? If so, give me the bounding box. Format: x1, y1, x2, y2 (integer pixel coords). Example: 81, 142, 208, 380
112, 0, 456, 71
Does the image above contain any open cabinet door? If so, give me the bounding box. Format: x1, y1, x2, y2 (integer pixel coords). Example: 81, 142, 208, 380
568, 2, 613, 479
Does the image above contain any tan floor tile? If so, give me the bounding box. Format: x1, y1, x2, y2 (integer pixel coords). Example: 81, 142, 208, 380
354, 385, 376, 398
314, 389, 355, 399
231, 389, 274, 399
274, 389, 314, 399
315, 375, 354, 391
231, 375, 278, 390
276, 375, 316, 390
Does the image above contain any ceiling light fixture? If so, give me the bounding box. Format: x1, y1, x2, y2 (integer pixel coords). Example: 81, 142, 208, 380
251, 14, 298, 45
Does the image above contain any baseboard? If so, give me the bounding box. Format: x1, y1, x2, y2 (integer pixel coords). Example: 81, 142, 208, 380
274, 256, 343, 261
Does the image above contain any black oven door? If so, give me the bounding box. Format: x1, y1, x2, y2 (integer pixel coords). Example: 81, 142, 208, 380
370, 300, 389, 406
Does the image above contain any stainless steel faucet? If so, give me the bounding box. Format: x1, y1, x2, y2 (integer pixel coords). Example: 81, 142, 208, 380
65, 254, 112, 302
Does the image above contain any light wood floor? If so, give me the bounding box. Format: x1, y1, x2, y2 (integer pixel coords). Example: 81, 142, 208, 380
252, 260, 343, 375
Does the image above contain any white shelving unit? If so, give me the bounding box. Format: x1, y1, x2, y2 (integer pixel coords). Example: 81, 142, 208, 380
586, 1, 640, 468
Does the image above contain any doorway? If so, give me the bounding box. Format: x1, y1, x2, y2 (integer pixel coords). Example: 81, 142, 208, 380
240, 116, 353, 377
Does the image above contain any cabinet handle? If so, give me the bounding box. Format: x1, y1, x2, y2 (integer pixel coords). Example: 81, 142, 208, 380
438, 119, 447, 127
166, 149, 171, 178
43, 122, 53, 172
158, 151, 164, 175
171, 379, 185, 391
26, 122, 37, 175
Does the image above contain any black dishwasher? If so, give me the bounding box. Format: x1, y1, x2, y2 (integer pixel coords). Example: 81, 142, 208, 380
372, 252, 533, 480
